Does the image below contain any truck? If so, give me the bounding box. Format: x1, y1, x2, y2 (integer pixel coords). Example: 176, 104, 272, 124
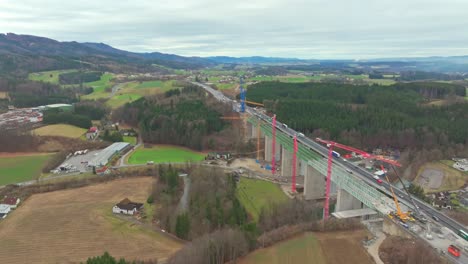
332, 151, 340, 158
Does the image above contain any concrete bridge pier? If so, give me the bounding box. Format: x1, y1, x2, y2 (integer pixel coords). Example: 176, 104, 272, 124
335, 188, 363, 212
304, 164, 326, 200
265, 136, 272, 161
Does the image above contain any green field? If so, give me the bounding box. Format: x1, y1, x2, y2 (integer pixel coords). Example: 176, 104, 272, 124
32, 124, 86, 138
0, 154, 51, 185
239, 232, 326, 264
135, 80, 164, 89
28, 70, 77, 84
123, 136, 137, 145
127, 145, 205, 164
81, 73, 114, 99
236, 178, 288, 221
107, 93, 142, 108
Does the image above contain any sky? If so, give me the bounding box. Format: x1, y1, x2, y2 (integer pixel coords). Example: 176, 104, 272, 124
1, 0, 468, 59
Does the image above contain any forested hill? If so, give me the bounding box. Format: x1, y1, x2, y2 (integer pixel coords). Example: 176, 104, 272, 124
113, 85, 226, 150
246, 81, 468, 150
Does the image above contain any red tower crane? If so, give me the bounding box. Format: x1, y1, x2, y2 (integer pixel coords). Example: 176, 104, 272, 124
315, 138, 401, 219
292, 135, 298, 192
271, 115, 277, 175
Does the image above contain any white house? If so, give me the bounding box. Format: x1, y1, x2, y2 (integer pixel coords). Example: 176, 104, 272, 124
112, 198, 143, 215
0, 204, 11, 218
3, 197, 20, 209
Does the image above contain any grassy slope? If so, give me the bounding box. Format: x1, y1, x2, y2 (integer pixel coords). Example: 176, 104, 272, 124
32, 124, 87, 138
28, 70, 77, 84
128, 145, 205, 164
0, 154, 51, 185
106, 80, 180, 108
82, 73, 114, 100
416, 161, 467, 193
239, 232, 326, 264
236, 178, 288, 221
123, 136, 137, 145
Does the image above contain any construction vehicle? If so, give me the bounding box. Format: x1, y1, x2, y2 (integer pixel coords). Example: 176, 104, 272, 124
381, 165, 414, 222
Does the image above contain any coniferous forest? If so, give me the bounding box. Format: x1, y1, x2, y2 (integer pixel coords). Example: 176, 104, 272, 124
247, 81, 467, 150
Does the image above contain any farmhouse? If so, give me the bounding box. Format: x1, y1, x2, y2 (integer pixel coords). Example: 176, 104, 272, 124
86, 126, 99, 140
112, 198, 143, 215
3, 197, 20, 209
0, 204, 11, 219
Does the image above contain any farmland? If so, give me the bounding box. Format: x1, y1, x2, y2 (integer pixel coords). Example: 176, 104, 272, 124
106, 93, 142, 108
127, 145, 205, 164
0, 177, 183, 263
239, 230, 372, 264
123, 136, 137, 145
28, 69, 77, 84
239, 232, 326, 264
81, 73, 114, 99
236, 178, 288, 221
32, 124, 87, 138
0, 153, 51, 185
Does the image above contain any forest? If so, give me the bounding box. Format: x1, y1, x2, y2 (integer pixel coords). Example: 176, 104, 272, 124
246, 81, 468, 150
58, 71, 102, 85
114, 85, 226, 150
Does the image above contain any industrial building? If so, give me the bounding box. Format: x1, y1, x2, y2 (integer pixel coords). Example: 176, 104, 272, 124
38, 103, 73, 112
88, 142, 131, 167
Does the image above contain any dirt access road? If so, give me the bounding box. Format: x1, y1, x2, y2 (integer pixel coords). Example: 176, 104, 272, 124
0, 177, 182, 263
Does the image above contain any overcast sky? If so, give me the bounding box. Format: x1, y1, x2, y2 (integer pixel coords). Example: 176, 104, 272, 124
1, 0, 468, 59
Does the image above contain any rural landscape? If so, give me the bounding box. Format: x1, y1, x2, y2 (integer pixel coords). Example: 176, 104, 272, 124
1, 1, 468, 264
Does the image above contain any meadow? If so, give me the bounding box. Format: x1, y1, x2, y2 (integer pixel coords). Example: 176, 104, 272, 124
32, 124, 87, 138
127, 145, 205, 164
0, 154, 51, 185
236, 178, 288, 221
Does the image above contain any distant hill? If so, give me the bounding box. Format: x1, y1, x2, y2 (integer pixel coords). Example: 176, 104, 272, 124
207, 56, 305, 64
0, 33, 215, 76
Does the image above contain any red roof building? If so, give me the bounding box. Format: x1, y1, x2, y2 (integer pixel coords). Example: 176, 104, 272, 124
3, 197, 20, 208
88, 126, 98, 133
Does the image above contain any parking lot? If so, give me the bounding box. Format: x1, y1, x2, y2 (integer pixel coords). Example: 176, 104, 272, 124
53, 150, 101, 174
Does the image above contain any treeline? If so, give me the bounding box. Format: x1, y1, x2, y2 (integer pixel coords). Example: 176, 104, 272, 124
74, 101, 108, 120
43, 111, 92, 129
247, 81, 468, 149
0, 77, 80, 107
59, 71, 102, 85
114, 85, 225, 150
152, 166, 247, 240
398, 70, 464, 81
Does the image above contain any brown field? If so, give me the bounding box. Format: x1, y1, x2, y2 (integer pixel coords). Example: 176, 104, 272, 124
239, 229, 372, 264
32, 124, 87, 138
315, 229, 373, 264
0, 177, 183, 263
0, 91, 8, 99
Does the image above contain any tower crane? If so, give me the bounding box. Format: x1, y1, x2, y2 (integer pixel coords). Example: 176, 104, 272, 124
315, 138, 401, 219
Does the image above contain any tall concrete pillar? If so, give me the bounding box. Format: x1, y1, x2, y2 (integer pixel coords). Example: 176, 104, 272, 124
281, 148, 293, 177
304, 164, 325, 200
275, 141, 281, 162
299, 159, 306, 176
265, 136, 272, 161
335, 188, 362, 212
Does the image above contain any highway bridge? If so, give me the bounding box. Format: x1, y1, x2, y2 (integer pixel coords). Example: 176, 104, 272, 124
193, 81, 468, 262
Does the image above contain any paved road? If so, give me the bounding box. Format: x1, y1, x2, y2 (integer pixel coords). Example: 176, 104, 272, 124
192, 81, 468, 241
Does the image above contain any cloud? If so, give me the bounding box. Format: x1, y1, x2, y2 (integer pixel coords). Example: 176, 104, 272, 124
1, 0, 468, 58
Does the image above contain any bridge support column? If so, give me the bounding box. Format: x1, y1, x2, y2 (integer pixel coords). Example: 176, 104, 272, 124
265, 136, 272, 161
304, 164, 325, 200
281, 148, 293, 177
335, 188, 363, 212
299, 159, 306, 176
